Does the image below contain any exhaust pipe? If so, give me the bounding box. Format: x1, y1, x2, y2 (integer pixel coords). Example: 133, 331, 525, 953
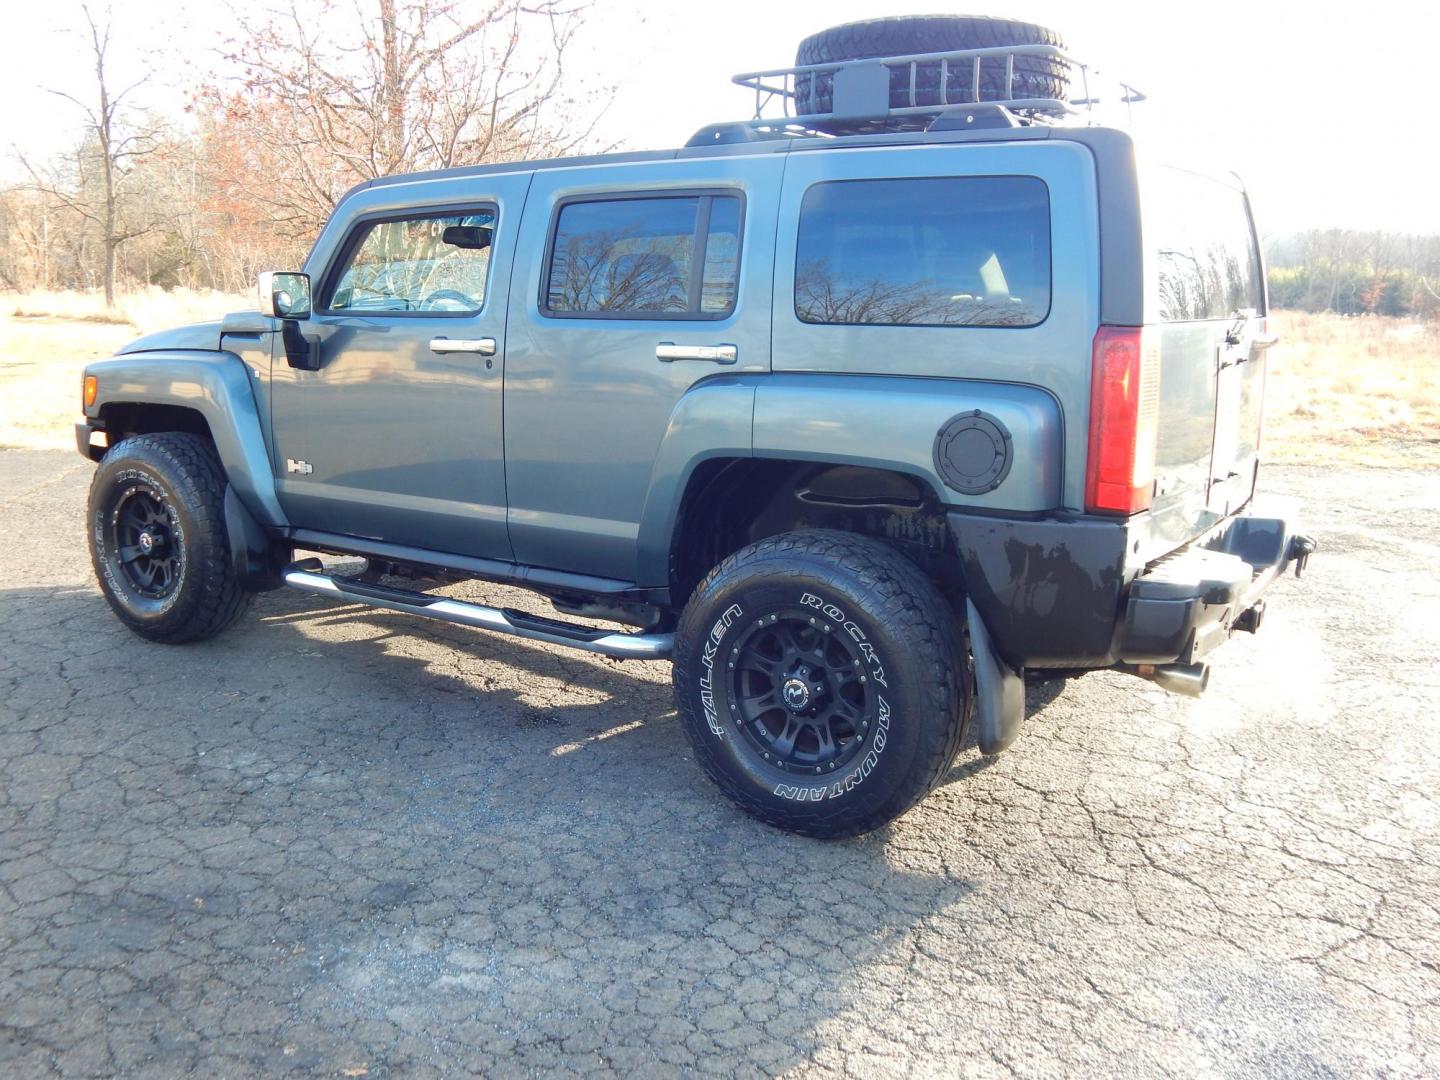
1122, 661, 1211, 698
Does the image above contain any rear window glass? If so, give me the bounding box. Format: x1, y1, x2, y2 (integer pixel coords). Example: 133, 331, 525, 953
794, 177, 1051, 328
544, 194, 741, 318
1146, 167, 1263, 322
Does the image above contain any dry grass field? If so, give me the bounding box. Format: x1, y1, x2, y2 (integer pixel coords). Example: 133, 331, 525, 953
1264, 310, 1440, 467
0, 289, 250, 452
1, 291, 1436, 467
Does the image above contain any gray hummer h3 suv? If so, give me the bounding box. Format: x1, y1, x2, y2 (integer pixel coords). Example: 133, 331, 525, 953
75, 16, 1315, 837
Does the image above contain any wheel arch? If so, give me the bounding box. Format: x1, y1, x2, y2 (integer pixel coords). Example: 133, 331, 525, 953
664, 456, 962, 611
83, 351, 286, 527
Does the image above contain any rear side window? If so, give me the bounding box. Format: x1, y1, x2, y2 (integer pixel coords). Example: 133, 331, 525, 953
543, 194, 742, 318
327, 210, 495, 314
1146, 167, 1263, 322
794, 177, 1051, 328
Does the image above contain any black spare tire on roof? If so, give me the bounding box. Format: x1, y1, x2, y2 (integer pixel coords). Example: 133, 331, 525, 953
793, 14, 1070, 118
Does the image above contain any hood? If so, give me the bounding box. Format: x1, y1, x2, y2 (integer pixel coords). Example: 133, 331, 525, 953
117, 320, 224, 355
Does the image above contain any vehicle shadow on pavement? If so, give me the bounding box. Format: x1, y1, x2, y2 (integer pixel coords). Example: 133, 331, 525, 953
1, 581, 980, 1075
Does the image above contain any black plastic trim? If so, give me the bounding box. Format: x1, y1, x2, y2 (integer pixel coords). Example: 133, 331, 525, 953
501, 609, 612, 643
75, 420, 104, 462
224, 485, 284, 591
948, 510, 1131, 668
333, 577, 443, 607
1118, 515, 1305, 665
966, 598, 1027, 754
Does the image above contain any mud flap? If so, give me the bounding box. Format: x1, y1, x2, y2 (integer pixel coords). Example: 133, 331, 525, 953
966, 598, 1026, 754
224, 485, 283, 591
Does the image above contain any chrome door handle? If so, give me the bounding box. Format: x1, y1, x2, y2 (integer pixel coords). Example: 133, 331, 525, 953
656, 342, 737, 364
430, 337, 497, 356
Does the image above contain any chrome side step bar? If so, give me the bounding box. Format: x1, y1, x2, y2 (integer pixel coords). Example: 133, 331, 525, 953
282, 567, 674, 661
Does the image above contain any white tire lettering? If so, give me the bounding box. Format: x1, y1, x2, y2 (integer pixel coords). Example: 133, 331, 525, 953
698, 604, 743, 738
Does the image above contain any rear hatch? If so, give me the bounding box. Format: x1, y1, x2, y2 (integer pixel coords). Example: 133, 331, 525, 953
1141, 163, 1268, 555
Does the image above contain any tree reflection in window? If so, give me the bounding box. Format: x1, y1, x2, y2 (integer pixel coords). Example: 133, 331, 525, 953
794, 177, 1050, 328
330, 211, 494, 313
1146, 167, 1262, 322
545, 195, 741, 317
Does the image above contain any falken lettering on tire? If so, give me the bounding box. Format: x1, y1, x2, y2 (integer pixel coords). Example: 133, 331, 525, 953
699, 603, 743, 737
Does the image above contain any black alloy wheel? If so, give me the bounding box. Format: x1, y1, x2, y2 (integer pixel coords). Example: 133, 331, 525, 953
107, 483, 182, 600
729, 611, 876, 775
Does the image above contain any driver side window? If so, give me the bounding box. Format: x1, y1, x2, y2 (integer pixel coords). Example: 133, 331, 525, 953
325, 209, 495, 315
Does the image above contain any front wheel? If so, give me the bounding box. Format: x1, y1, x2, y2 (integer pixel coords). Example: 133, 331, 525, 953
87, 432, 254, 643
673, 530, 971, 838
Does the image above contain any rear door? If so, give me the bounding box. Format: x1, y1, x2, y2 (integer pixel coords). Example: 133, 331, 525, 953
1144, 165, 1267, 547
502, 157, 781, 581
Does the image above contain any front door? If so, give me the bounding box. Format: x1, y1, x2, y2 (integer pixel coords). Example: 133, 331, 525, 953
270, 175, 531, 559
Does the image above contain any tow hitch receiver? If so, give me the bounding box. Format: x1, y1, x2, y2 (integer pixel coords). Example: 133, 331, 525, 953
1289, 534, 1318, 578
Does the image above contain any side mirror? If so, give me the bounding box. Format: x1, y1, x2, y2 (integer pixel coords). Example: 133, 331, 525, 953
442, 225, 493, 251
258, 271, 312, 320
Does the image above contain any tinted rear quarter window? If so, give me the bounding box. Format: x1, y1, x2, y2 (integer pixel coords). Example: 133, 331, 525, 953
1146, 166, 1263, 322
795, 176, 1051, 328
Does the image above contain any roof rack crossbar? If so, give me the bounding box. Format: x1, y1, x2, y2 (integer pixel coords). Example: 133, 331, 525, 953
726, 43, 1144, 135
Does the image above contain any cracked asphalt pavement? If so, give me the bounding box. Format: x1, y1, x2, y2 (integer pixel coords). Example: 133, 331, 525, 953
1, 448, 1437, 1077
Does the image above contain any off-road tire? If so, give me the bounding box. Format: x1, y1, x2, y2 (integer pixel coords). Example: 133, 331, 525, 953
88, 433, 254, 643
794, 14, 1070, 117
673, 530, 971, 838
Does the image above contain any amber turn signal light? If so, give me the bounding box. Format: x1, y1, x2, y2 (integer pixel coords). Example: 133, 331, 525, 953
83, 375, 98, 409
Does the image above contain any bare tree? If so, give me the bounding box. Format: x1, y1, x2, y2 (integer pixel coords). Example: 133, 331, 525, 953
213, 0, 607, 237
17, 3, 158, 306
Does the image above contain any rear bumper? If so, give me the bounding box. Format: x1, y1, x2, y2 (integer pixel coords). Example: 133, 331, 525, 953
947, 507, 1315, 670
1117, 515, 1316, 665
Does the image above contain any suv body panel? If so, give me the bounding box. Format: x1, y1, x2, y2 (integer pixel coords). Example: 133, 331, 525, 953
752, 374, 1062, 512
634, 374, 759, 589
773, 139, 1101, 511
80, 350, 285, 527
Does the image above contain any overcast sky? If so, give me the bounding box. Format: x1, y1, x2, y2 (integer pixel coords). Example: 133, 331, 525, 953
1, 0, 1433, 237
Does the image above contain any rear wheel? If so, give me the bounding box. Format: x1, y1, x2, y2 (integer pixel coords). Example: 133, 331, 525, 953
673, 530, 971, 838
87, 432, 254, 643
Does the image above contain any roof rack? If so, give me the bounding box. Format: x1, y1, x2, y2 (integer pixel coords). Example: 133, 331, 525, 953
689, 43, 1144, 145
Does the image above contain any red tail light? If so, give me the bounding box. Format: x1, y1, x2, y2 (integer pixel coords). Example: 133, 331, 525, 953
1085, 326, 1160, 515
